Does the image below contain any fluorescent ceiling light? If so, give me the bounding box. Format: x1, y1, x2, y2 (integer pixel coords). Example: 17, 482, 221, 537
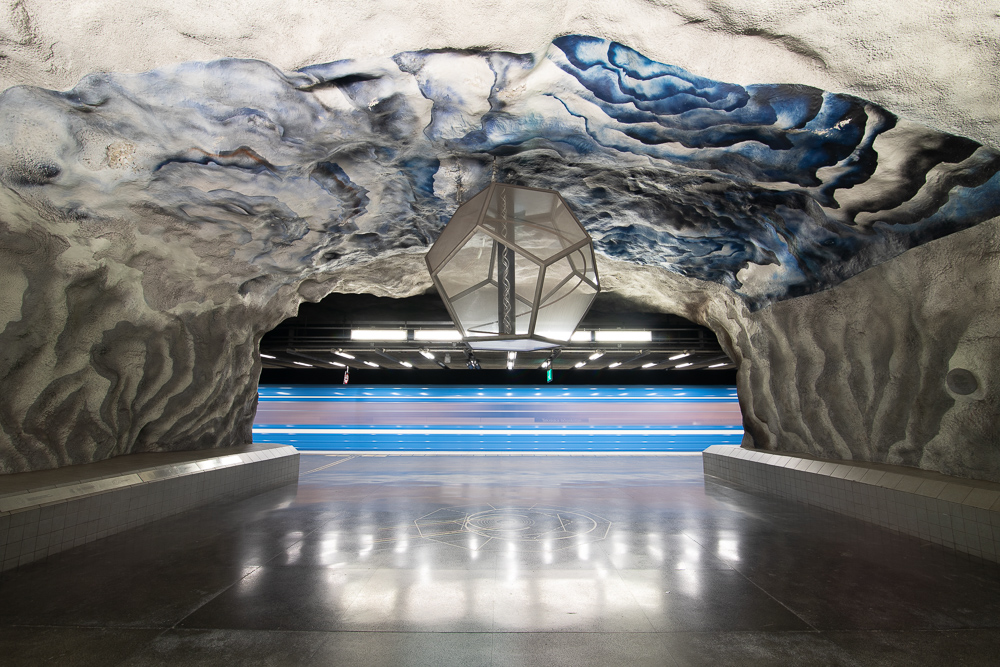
363, 361, 379, 368
668, 352, 690, 361
595, 330, 651, 342
334, 351, 355, 360
400, 361, 413, 368
641, 362, 656, 368
675, 362, 693, 368
541, 360, 551, 369
608, 362, 622, 368
293, 361, 312, 367
506, 360, 514, 370
507, 351, 517, 360
570, 330, 593, 342
414, 329, 462, 341
588, 351, 605, 360
419, 350, 435, 360
351, 329, 407, 341
709, 362, 728, 368
574, 361, 586, 368
330, 362, 346, 367
260, 354, 275, 359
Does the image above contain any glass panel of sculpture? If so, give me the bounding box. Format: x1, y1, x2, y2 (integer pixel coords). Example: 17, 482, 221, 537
435, 230, 496, 301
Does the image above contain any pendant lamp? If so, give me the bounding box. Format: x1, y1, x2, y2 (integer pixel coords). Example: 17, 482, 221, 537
426, 183, 600, 351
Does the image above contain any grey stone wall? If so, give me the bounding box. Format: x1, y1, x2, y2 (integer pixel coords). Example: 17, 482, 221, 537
718, 220, 1000, 483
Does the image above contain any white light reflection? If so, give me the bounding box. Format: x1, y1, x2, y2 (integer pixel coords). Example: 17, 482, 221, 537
677, 545, 701, 570
717, 539, 740, 561
359, 534, 373, 557
505, 542, 519, 582
284, 540, 304, 564
678, 570, 701, 598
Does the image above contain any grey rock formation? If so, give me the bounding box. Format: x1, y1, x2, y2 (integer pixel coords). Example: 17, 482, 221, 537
0, 37, 997, 481
724, 219, 1000, 482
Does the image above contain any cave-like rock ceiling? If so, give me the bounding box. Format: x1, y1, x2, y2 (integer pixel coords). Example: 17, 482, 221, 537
2, 35, 998, 309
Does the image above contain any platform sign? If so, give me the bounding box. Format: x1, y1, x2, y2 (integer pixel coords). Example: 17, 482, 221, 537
546, 368, 552, 383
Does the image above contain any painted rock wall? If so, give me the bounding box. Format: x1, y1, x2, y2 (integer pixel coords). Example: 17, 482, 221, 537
4, 1, 999, 151
0, 36, 998, 479
723, 219, 1000, 482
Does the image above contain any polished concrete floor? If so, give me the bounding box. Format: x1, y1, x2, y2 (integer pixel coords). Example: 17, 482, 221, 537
1, 454, 999, 666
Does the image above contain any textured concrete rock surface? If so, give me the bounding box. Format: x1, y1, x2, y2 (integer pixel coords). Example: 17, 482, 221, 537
718, 219, 1000, 482
0, 24, 998, 481
2, 1, 999, 150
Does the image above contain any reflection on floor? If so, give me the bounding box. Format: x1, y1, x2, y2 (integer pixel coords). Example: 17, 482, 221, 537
2, 454, 999, 666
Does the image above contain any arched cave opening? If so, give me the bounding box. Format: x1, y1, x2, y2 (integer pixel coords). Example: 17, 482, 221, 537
258, 289, 736, 386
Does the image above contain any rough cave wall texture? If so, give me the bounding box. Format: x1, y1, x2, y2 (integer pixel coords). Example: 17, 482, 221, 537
728, 219, 1000, 482
1, 2, 999, 480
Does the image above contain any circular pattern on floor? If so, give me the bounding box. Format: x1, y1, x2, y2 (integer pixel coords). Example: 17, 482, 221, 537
414, 504, 611, 552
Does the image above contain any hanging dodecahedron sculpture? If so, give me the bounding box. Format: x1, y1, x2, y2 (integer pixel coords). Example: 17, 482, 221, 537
426, 183, 600, 351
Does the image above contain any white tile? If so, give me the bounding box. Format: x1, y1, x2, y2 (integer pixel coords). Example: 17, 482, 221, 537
938, 484, 974, 504
844, 467, 867, 482
914, 479, 947, 498
894, 476, 923, 494
816, 462, 838, 476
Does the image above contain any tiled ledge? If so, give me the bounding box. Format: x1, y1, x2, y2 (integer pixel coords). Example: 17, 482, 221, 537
703, 445, 1000, 563
0, 442, 299, 572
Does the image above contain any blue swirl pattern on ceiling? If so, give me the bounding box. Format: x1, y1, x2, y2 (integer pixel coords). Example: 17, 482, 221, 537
2, 35, 999, 309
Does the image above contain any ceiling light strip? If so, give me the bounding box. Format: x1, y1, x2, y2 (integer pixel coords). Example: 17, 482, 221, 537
595, 330, 652, 342
351, 329, 408, 341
